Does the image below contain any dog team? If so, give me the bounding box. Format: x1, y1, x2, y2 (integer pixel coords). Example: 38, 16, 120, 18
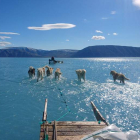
28, 65, 62, 82
28, 66, 86, 82
28, 66, 129, 84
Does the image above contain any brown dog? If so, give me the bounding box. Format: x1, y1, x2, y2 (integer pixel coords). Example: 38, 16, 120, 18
110, 70, 129, 83
28, 66, 35, 78
55, 68, 62, 80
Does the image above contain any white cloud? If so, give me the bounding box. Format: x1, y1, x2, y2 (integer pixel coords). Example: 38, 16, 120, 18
0, 32, 20, 35
96, 30, 103, 33
108, 33, 110, 35
132, 0, 140, 8
66, 39, 69, 41
28, 23, 76, 30
91, 36, 105, 40
0, 42, 11, 46
0, 36, 11, 40
111, 11, 116, 14
101, 17, 108, 20
113, 33, 118, 35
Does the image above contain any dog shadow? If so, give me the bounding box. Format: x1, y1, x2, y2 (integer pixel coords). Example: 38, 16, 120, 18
69, 79, 87, 86
107, 79, 127, 86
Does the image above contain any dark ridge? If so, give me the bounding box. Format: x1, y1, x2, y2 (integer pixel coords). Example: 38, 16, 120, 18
0, 45, 140, 57
72, 45, 140, 57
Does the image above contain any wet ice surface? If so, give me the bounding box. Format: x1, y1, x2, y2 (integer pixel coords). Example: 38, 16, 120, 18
0, 57, 140, 140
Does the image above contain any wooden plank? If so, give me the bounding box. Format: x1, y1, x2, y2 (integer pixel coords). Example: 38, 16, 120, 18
45, 122, 49, 140
40, 123, 103, 128
91, 101, 109, 126
54, 121, 57, 140
40, 99, 48, 140
40, 131, 44, 140
49, 126, 105, 132
55, 121, 57, 140
49, 135, 86, 140
53, 121, 55, 140
53, 121, 57, 140
48, 131, 102, 136
57, 136, 86, 140
43, 121, 106, 126
42, 99, 48, 121
41, 125, 105, 129
41, 125, 105, 132
46, 123, 48, 135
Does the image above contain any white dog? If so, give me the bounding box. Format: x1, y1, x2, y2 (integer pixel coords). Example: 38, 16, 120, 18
28, 66, 35, 78
37, 65, 51, 82
55, 68, 62, 80
76, 69, 86, 82
37, 68, 44, 82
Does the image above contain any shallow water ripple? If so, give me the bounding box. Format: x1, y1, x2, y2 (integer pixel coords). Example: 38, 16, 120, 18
0, 58, 140, 140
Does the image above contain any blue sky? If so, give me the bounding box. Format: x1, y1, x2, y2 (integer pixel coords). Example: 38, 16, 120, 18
0, 0, 140, 50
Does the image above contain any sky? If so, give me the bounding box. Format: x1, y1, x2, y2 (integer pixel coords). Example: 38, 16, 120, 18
0, 0, 140, 50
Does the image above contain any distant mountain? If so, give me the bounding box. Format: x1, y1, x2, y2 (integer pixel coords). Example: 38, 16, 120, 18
0, 47, 78, 57
0, 45, 140, 57
72, 45, 140, 57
